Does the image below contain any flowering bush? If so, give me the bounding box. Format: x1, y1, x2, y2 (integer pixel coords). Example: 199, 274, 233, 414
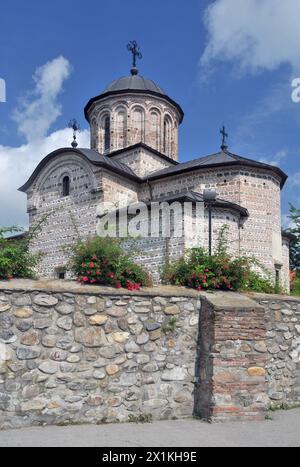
162, 230, 275, 295
163, 248, 274, 293
72, 237, 152, 290
0, 227, 40, 280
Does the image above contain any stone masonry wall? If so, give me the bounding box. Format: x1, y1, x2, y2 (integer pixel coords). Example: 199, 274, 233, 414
0, 282, 199, 430
253, 294, 300, 406
1, 281, 299, 430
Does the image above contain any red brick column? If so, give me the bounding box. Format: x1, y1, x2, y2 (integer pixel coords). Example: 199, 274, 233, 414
194, 293, 267, 422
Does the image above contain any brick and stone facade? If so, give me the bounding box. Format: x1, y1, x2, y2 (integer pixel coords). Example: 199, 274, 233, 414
19, 66, 291, 290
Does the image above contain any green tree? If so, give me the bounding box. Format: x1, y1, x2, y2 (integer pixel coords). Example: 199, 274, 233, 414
0, 227, 40, 280
288, 204, 300, 270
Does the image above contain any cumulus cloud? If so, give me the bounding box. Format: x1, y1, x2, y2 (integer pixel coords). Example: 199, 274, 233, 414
289, 171, 300, 187
201, 0, 300, 74
0, 56, 90, 227
12, 56, 72, 141
259, 150, 288, 167
0, 129, 90, 227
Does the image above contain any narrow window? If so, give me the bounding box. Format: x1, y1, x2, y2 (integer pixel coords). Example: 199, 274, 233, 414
163, 116, 172, 156
62, 176, 70, 197
163, 120, 167, 154
104, 116, 110, 151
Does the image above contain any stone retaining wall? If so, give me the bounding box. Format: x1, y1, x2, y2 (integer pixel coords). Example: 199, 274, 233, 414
253, 294, 300, 406
0, 281, 299, 429
0, 281, 199, 430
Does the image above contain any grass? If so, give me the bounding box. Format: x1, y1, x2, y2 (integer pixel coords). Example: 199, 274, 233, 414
127, 414, 153, 424
268, 402, 300, 412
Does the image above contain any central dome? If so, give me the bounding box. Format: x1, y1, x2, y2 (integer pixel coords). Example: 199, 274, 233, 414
103, 75, 166, 96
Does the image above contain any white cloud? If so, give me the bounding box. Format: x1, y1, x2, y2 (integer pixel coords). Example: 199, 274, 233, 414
259, 150, 288, 167
0, 56, 90, 228
201, 0, 300, 74
12, 56, 72, 141
0, 129, 90, 227
289, 171, 300, 187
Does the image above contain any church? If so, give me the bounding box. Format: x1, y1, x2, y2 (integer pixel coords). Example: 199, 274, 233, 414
19, 42, 292, 290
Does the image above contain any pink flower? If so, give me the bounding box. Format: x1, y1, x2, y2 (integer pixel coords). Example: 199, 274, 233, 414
82, 277, 89, 283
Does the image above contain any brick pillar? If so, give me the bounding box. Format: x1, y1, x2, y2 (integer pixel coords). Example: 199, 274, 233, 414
194, 293, 267, 422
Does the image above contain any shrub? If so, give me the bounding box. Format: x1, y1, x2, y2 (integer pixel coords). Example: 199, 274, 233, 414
291, 271, 300, 296
72, 237, 152, 290
0, 227, 40, 280
162, 226, 275, 293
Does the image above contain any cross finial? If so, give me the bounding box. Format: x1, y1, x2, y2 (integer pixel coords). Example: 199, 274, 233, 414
127, 40, 142, 76
69, 119, 80, 148
220, 125, 228, 151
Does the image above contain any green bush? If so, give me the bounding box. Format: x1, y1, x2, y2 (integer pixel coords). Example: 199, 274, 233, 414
291, 272, 300, 296
162, 227, 275, 293
71, 237, 152, 290
0, 227, 40, 280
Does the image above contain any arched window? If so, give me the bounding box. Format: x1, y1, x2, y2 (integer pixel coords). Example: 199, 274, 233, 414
163, 116, 172, 156
150, 111, 160, 150
62, 176, 70, 197
104, 116, 110, 152
116, 109, 127, 149
132, 107, 144, 144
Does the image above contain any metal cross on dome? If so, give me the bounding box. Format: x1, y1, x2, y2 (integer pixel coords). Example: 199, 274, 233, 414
220, 125, 228, 150
69, 119, 81, 149
127, 41, 142, 75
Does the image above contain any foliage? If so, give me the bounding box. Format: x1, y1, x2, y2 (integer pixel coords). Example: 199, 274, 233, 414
128, 413, 153, 424
162, 317, 177, 334
162, 227, 275, 293
290, 271, 300, 296
0, 227, 40, 280
71, 236, 152, 290
288, 204, 300, 271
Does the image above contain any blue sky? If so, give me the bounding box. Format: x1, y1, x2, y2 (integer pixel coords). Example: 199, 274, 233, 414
0, 0, 300, 226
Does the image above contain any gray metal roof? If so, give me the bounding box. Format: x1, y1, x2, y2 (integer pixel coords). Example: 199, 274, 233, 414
84, 77, 184, 123
103, 75, 166, 95
107, 190, 249, 218
18, 148, 140, 193
147, 149, 288, 187
154, 191, 249, 217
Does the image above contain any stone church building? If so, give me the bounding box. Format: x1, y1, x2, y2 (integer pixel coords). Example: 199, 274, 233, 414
19, 51, 292, 290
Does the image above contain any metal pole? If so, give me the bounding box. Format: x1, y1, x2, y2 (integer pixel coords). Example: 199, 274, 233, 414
208, 204, 212, 256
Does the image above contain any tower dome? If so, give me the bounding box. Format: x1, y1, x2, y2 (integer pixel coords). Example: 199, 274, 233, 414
103, 74, 166, 96
84, 45, 184, 161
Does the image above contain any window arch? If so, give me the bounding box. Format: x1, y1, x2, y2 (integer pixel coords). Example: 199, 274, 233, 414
116, 108, 127, 149
163, 115, 173, 156
62, 176, 70, 197
132, 107, 145, 145
104, 116, 111, 152
150, 110, 160, 150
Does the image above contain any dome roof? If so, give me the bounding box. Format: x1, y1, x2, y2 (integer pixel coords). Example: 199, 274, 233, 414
103, 75, 166, 95
84, 71, 184, 123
